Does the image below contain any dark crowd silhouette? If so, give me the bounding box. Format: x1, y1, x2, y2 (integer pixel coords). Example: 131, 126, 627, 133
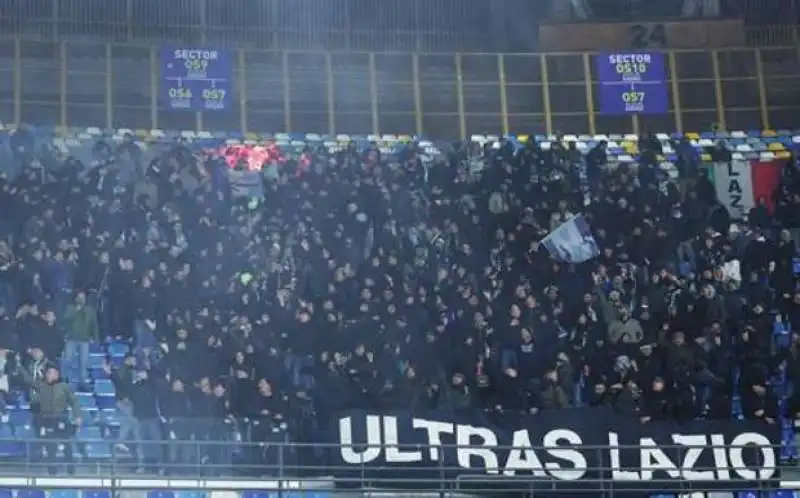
0, 126, 798, 478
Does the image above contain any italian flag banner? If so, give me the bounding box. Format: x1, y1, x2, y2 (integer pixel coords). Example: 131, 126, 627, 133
708, 159, 784, 219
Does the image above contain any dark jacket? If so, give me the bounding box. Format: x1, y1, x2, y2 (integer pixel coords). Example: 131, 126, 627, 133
17, 364, 80, 418
540, 381, 569, 410
64, 304, 100, 342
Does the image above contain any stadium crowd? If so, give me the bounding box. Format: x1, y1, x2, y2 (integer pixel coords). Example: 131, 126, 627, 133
0, 126, 798, 477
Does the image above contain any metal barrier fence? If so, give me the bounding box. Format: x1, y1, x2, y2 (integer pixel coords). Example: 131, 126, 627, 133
739, 0, 800, 26
0, 0, 546, 53
0, 438, 796, 494
0, 435, 299, 479
0, 39, 799, 137
0, 0, 798, 52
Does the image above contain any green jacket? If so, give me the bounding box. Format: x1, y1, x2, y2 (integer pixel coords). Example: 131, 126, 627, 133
17, 366, 81, 418
64, 304, 100, 342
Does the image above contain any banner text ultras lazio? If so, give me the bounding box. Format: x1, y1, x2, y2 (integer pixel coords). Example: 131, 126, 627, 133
332, 408, 779, 493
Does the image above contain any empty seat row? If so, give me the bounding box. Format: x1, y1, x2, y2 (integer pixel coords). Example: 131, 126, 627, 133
1, 124, 798, 165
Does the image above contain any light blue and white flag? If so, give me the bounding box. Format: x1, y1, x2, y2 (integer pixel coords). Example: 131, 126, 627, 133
540, 214, 599, 264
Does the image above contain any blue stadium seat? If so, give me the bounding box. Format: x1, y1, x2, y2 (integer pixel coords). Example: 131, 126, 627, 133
96, 395, 115, 410
774, 318, 790, 348
9, 408, 31, 427
106, 424, 121, 439
242, 492, 271, 498
90, 367, 109, 380
769, 490, 796, 498
87, 355, 106, 370
80, 410, 97, 426
176, 492, 207, 498
14, 424, 35, 439
0, 426, 22, 457
148, 491, 175, 498
108, 342, 129, 358
97, 409, 121, 427
0, 490, 13, 498
76, 393, 98, 412
283, 493, 326, 498
94, 379, 115, 396
49, 490, 80, 498
17, 490, 46, 498
83, 491, 112, 498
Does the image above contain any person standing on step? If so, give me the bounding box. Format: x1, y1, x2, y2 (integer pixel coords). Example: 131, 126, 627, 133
15, 357, 81, 476
62, 291, 100, 384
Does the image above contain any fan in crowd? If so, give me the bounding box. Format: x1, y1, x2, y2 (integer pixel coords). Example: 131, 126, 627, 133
0, 128, 798, 476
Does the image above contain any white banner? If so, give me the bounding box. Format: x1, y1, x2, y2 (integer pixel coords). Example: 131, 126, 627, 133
712, 161, 754, 220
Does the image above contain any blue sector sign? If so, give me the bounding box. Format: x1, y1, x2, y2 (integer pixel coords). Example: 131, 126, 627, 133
161, 47, 232, 111
595, 52, 668, 115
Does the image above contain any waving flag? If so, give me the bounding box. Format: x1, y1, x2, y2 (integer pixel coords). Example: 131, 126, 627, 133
708, 159, 784, 219
541, 214, 599, 264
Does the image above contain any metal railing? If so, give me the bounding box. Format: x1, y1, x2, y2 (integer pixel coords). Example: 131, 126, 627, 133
1, 0, 798, 52
0, 438, 794, 494
0, 39, 799, 136
0, 0, 547, 53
